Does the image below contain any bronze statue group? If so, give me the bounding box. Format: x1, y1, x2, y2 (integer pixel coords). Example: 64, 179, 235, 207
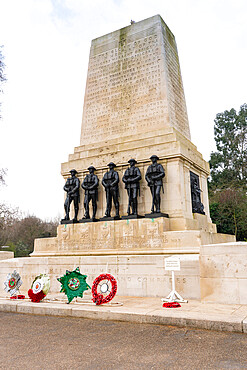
62, 155, 165, 223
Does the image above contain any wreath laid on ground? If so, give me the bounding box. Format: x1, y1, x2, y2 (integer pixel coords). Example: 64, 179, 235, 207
10, 295, 25, 299
57, 267, 91, 303
4, 270, 24, 298
163, 302, 181, 308
92, 273, 117, 305
28, 274, 50, 303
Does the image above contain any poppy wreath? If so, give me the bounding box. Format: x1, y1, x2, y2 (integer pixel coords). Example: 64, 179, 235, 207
28, 289, 46, 303
92, 274, 117, 305
163, 302, 181, 308
10, 295, 25, 300
28, 274, 50, 303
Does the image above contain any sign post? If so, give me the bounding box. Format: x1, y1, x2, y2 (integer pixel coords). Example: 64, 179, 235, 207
162, 257, 187, 303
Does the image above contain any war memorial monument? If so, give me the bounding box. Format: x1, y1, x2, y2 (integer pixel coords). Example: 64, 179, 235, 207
1, 15, 246, 304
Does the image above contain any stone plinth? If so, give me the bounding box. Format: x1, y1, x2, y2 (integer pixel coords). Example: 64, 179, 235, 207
31, 217, 235, 258
200, 242, 247, 304
0, 251, 14, 260
2, 216, 225, 299
62, 127, 213, 225
0, 226, 235, 299
0, 255, 200, 299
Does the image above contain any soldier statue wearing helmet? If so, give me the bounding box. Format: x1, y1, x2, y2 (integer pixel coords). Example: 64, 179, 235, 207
102, 162, 120, 218
145, 155, 165, 213
122, 159, 142, 216
81, 166, 99, 220
62, 169, 80, 222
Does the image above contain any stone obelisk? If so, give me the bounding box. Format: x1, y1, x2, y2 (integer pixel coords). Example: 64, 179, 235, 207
80, 14, 191, 145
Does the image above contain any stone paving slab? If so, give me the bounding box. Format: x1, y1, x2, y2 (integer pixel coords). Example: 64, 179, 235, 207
0, 294, 247, 333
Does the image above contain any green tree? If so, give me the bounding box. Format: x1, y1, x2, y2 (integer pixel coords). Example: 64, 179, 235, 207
210, 188, 247, 240
209, 104, 247, 192
5, 216, 58, 257
209, 104, 247, 241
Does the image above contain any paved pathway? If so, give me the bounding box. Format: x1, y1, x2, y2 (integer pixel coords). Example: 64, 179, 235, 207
1, 312, 247, 369
1, 294, 247, 333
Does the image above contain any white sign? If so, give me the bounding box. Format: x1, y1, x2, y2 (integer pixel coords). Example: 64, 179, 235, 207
165, 257, 180, 271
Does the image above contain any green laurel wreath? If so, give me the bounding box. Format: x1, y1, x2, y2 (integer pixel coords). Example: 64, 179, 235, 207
57, 267, 91, 303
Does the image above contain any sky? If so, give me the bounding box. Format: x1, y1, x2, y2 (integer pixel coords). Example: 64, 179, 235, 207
0, 0, 246, 220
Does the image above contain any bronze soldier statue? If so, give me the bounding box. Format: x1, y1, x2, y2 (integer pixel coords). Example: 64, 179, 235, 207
102, 162, 120, 218
190, 174, 205, 214
122, 159, 142, 215
81, 166, 99, 220
62, 169, 80, 222
145, 155, 165, 213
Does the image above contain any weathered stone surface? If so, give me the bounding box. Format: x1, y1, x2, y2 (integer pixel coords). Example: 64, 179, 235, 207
0, 254, 200, 299
61, 15, 213, 223
31, 217, 234, 258
0, 251, 14, 260
80, 15, 190, 145
200, 242, 247, 304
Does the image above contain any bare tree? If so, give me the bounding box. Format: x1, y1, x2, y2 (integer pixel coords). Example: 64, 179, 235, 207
0, 168, 21, 246
2, 215, 58, 256
0, 168, 7, 186
0, 203, 21, 246
0, 45, 7, 119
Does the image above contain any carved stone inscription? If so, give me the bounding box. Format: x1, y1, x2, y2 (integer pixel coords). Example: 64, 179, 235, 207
80, 16, 191, 144
81, 32, 167, 143
162, 26, 190, 139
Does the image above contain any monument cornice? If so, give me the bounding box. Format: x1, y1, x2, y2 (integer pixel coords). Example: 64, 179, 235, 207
30, 249, 200, 257
61, 152, 209, 178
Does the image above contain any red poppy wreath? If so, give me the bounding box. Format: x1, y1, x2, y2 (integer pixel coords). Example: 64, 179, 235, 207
92, 273, 117, 305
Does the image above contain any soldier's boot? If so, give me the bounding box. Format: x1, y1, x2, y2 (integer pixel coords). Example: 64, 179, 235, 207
105, 196, 112, 217
115, 205, 120, 217
156, 197, 161, 213
105, 206, 111, 217
63, 206, 70, 220
92, 204, 97, 219
131, 199, 134, 215
83, 202, 90, 219
131, 200, 135, 215
73, 207, 79, 221
133, 199, 137, 215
